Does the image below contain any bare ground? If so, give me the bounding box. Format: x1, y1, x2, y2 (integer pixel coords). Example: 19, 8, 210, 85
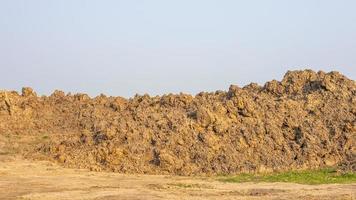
0, 70, 355, 199
0, 156, 354, 200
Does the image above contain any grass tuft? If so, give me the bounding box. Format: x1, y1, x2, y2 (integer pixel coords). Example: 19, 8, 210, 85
220, 168, 356, 185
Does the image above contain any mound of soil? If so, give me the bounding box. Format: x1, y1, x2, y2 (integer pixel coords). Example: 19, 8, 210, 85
0, 70, 355, 175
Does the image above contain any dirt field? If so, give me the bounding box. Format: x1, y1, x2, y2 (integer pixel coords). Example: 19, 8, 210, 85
0, 155, 354, 200
0, 70, 355, 199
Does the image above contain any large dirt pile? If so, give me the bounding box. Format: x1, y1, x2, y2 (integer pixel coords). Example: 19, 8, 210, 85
0, 70, 355, 175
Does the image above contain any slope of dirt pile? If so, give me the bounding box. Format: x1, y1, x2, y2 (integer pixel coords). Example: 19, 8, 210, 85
0, 70, 355, 175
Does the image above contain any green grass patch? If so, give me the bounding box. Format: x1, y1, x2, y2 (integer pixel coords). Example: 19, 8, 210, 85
220, 168, 356, 185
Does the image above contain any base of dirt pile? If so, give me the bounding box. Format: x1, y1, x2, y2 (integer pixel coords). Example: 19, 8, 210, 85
0, 156, 355, 200
0, 70, 355, 175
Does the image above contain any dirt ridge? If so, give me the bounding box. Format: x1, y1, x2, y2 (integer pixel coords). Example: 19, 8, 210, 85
0, 70, 355, 175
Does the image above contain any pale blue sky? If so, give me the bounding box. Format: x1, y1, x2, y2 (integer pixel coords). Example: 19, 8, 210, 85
1, 1, 355, 97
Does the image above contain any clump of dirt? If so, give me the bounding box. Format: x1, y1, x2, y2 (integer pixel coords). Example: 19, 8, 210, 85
337, 154, 356, 173
0, 70, 355, 175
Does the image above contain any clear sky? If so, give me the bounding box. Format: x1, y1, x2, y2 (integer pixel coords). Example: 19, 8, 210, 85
1, 1, 355, 97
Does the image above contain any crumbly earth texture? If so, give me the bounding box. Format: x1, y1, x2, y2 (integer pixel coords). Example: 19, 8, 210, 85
0, 70, 355, 175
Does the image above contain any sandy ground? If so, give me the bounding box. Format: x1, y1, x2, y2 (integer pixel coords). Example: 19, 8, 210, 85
0, 156, 355, 200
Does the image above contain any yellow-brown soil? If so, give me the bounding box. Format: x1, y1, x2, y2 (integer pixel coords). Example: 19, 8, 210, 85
0, 70, 355, 175
0, 155, 354, 200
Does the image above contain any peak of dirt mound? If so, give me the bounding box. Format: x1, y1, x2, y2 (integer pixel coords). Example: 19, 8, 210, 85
0, 70, 355, 175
